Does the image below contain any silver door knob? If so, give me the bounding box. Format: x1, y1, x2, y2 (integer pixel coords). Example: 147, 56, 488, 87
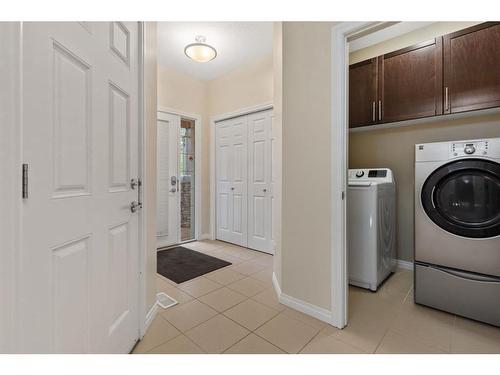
169, 188, 176, 193
130, 201, 142, 213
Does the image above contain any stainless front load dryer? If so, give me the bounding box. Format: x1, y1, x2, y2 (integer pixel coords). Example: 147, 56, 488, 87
415, 137, 500, 327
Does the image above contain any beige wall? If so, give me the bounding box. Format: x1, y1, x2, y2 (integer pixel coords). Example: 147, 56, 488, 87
281, 22, 337, 311
348, 21, 498, 262
350, 22, 481, 65
207, 54, 273, 118
157, 54, 274, 238
144, 22, 158, 316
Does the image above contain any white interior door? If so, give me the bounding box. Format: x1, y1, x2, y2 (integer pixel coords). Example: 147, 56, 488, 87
157, 112, 180, 248
216, 117, 248, 247
20, 22, 140, 353
247, 110, 274, 253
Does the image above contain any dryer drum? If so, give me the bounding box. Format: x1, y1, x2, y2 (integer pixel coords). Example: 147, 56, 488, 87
421, 158, 500, 238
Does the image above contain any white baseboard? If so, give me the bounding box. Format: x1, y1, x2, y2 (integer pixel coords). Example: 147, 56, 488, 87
394, 259, 414, 271
142, 302, 158, 339
272, 272, 333, 325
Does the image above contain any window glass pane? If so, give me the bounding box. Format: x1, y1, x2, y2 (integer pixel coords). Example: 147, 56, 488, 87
179, 119, 195, 241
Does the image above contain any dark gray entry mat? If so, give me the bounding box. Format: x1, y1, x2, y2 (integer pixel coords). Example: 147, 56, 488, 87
157, 246, 231, 284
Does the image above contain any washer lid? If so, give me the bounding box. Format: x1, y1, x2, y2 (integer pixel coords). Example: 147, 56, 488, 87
421, 158, 500, 238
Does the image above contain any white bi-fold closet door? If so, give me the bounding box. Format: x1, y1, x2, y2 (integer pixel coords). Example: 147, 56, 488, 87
216, 109, 274, 254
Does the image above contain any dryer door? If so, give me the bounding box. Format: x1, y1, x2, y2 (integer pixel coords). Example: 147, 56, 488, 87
421, 159, 500, 238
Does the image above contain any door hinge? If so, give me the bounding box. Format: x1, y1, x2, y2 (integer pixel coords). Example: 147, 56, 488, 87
22, 164, 29, 199
341, 191, 345, 200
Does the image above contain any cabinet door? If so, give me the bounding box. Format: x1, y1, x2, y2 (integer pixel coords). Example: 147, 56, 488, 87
349, 58, 378, 128
444, 22, 500, 114
380, 39, 443, 123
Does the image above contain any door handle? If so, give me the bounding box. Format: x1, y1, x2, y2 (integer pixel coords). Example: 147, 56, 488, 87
378, 100, 382, 121
169, 187, 176, 193
372, 101, 375, 122
263, 188, 267, 193
445, 87, 449, 111
231, 187, 235, 190
130, 201, 142, 213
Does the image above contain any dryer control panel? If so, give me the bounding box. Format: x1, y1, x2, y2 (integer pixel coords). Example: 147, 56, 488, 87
451, 140, 489, 158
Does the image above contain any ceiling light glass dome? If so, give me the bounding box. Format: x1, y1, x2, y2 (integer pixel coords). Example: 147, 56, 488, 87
184, 35, 217, 62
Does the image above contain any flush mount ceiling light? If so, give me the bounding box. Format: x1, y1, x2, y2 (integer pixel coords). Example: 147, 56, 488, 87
184, 35, 217, 62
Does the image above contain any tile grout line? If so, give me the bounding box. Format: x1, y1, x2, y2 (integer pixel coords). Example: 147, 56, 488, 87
296, 329, 322, 354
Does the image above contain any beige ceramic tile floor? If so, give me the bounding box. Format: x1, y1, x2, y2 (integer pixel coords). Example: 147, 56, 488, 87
133, 240, 500, 354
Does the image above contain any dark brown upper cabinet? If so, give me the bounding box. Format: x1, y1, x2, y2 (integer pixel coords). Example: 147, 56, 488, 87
379, 38, 443, 123
444, 22, 500, 114
349, 58, 378, 128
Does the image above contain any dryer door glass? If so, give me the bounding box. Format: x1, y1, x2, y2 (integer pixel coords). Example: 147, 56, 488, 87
421, 159, 500, 238
435, 171, 500, 226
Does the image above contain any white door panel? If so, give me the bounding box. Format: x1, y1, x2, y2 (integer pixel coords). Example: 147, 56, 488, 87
215, 110, 273, 253
216, 117, 248, 246
20, 22, 140, 353
157, 113, 180, 248
247, 110, 273, 253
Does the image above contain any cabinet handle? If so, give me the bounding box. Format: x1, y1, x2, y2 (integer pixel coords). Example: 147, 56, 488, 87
445, 87, 449, 111
372, 101, 375, 122
378, 100, 382, 121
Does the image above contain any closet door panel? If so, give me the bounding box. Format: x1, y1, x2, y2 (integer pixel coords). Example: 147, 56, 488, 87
215, 120, 233, 243
247, 110, 273, 253
229, 117, 248, 246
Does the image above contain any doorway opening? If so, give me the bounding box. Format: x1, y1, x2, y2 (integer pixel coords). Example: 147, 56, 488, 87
156, 110, 201, 249
332, 21, 500, 351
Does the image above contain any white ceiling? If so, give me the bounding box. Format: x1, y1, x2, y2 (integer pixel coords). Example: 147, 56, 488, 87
349, 22, 437, 52
157, 22, 273, 81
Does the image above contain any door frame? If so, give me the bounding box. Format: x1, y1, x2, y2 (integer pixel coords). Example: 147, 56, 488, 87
2, 22, 148, 351
209, 102, 273, 241
157, 107, 202, 243
330, 22, 386, 329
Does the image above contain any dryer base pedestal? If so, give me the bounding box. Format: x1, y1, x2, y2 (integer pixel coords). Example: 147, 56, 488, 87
415, 263, 500, 327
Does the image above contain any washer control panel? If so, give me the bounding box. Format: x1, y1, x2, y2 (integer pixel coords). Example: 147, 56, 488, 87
451, 140, 489, 158
348, 168, 394, 184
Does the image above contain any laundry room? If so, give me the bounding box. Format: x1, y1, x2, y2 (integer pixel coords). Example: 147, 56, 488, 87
345, 21, 500, 350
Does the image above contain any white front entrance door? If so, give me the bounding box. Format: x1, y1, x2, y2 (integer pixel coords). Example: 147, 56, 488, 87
157, 112, 180, 248
20, 22, 140, 353
247, 110, 274, 253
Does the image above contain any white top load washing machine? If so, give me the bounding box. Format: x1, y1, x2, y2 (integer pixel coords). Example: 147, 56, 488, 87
348, 168, 396, 291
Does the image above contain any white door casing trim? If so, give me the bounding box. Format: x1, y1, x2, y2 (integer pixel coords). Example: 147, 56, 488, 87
209, 102, 273, 240
3, 22, 148, 351
137, 21, 150, 340
157, 107, 202, 243
330, 22, 385, 329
